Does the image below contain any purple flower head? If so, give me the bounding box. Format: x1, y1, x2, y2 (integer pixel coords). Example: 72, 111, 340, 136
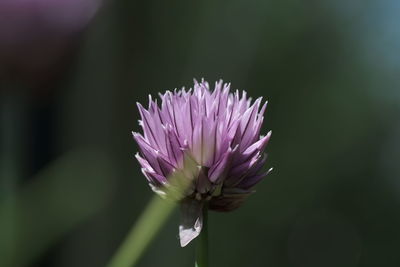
133, 79, 272, 246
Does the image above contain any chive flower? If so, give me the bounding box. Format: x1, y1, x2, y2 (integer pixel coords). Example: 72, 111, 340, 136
133, 79, 271, 247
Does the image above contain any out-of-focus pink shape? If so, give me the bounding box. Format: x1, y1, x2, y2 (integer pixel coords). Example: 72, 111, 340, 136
0, 0, 100, 42
0, 0, 101, 88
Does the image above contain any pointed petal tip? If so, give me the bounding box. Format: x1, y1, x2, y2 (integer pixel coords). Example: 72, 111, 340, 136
136, 102, 145, 112
132, 131, 143, 139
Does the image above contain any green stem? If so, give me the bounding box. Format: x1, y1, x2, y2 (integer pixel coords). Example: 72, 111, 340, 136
195, 206, 208, 267
107, 196, 176, 267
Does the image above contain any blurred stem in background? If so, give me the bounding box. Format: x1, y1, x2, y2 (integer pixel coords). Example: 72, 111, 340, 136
108, 157, 199, 267
0, 90, 24, 193
195, 207, 208, 267
107, 196, 176, 267
107, 193, 210, 267
0, 149, 114, 266
0, 90, 26, 263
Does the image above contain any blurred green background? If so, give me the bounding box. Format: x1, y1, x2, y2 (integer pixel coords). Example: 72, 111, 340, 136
1, 0, 400, 266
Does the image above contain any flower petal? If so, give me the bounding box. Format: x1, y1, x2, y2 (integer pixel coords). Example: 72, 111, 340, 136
237, 167, 273, 189
208, 147, 235, 183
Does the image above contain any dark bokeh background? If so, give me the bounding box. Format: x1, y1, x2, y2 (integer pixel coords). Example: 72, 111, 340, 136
1, 0, 400, 266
